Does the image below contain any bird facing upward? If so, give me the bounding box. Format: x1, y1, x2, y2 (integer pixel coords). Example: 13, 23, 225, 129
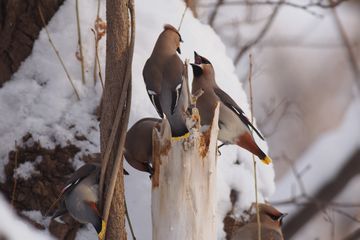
191, 51, 271, 164
124, 118, 162, 176
231, 203, 286, 240
52, 163, 106, 240
143, 24, 189, 137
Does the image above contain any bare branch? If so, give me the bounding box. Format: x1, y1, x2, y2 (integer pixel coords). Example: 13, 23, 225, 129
208, 0, 224, 26
38, 5, 80, 100
233, 1, 282, 65
75, 0, 86, 84
329, 0, 360, 90
282, 149, 360, 238
247, 53, 262, 240
343, 228, 360, 240
199, 0, 349, 9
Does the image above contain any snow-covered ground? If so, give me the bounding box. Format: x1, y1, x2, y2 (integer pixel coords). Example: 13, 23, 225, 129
0, 0, 275, 239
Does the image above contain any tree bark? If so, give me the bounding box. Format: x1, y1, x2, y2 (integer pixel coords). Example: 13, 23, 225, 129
152, 104, 220, 240
0, 0, 64, 86
100, 0, 134, 239
283, 149, 360, 239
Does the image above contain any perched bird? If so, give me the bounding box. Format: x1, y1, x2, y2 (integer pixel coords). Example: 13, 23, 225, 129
124, 118, 162, 175
191, 51, 272, 164
143, 24, 189, 137
52, 163, 106, 240
231, 203, 286, 240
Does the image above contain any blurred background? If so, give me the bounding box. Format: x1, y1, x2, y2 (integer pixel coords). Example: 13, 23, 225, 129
192, 0, 360, 239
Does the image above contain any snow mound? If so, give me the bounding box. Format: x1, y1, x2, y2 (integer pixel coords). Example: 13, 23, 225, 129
0, 0, 275, 239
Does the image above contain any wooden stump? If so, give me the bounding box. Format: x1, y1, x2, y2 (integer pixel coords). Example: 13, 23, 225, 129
151, 104, 220, 240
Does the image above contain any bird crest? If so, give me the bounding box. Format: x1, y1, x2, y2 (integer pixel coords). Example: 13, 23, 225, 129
163, 24, 183, 42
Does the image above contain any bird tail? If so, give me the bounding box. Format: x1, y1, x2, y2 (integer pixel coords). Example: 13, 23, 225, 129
261, 155, 272, 165
236, 133, 272, 165
98, 220, 107, 240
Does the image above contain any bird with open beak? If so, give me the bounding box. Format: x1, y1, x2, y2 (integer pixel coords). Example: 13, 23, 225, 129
143, 24, 189, 138
52, 163, 106, 240
190, 51, 272, 164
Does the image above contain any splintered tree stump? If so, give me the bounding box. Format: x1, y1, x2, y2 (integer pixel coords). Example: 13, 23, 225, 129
151, 104, 220, 240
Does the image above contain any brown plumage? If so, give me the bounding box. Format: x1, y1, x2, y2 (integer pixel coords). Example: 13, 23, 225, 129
191, 52, 271, 164
231, 204, 286, 240
143, 24, 189, 137
124, 118, 162, 175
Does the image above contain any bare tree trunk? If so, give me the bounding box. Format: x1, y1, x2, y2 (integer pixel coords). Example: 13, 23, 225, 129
152, 104, 220, 240
100, 0, 134, 239
0, 0, 64, 86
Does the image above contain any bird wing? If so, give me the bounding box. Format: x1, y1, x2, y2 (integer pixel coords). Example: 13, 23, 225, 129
214, 87, 264, 140
147, 90, 164, 118
143, 60, 164, 118
61, 163, 99, 195
171, 79, 183, 114
166, 55, 185, 115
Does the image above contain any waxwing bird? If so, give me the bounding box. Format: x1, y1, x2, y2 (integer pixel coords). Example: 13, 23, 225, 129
124, 118, 162, 175
231, 203, 286, 240
191, 51, 271, 164
143, 24, 189, 137
52, 163, 106, 240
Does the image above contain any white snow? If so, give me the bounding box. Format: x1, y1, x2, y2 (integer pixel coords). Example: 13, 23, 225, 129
0, 195, 53, 240
13, 162, 40, 180
22, 210, 51, 228
0, 0, 275, 239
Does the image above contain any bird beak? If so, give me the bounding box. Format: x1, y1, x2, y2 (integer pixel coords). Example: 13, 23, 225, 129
194, 51, 202, 64
279, 213, 288, 225
177, 47, 181, 54
190, 63, 203, 77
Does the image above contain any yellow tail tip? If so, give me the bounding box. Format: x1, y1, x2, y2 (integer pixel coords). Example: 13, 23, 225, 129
98, 220, 107, 240
261, 156, 272, 165
171, 132, 190, 141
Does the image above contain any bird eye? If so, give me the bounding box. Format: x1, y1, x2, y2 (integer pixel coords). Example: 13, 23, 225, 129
270, 215, 279, 221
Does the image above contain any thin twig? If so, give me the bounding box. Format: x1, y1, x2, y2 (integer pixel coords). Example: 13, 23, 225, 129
125, 197, 137, 240
199, 0, 349, 9
92, 0, 105, 89
329, 0, 360, 90
283, 154, 308, 197
247, 53, 261, 240
44, 193, 64, 217
38, 6, 80, 100
234, 1, 282, 65
177, 6, 188, 32
282, 149, 360, 238
11, 142, 18, 206
76, 0, 86, 84
332, 208, 360, 223
208, 0, 224, 26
